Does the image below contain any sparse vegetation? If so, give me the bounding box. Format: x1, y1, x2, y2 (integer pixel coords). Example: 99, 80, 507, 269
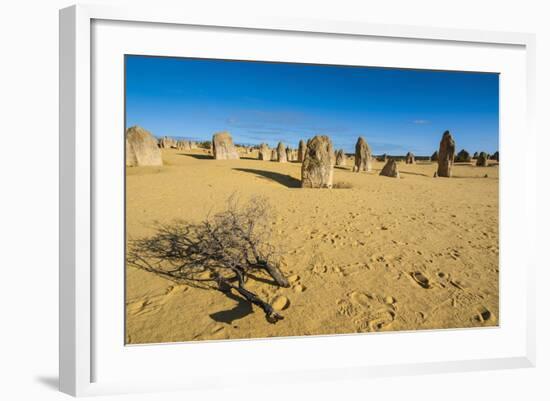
455, 149, 472, 163
126, 195, 290, 323
197, 140, 212, 149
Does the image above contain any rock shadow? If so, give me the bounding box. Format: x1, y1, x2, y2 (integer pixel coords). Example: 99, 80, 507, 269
179, 153, 213, 160
233, 168, 301, 188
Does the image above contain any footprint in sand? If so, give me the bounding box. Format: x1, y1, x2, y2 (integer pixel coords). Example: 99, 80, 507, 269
350, 291, 372, 307
473, 307, 494, 324
211, 325, 225, 334
355, 309, 396, 332
287, 274, 300, 284
127, 285, 187, 317
411, 271, 431, 289
127, 298, 163, 317
341, 291, 397, 332
336, 299, 357, 317
450, 278, 472, 291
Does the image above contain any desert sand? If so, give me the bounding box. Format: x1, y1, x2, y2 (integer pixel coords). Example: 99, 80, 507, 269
125, 147, 499, 344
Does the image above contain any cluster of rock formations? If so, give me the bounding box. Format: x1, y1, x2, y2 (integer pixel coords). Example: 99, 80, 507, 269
176, 140, 197, 151
128, 126, 497, 185
286, 147, 299, 162
158, 136, 175, 149
258, 143, 271, 160
157, 136, 198, 150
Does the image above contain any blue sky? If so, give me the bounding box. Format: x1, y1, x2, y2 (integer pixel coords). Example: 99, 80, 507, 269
125, 55, 499, 155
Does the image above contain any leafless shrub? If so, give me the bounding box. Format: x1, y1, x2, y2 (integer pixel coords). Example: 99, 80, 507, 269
127, 195, 289, 323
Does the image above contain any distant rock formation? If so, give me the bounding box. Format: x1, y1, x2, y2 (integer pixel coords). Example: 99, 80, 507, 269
177, 140, 192, 151
258, 143, 271, 160
491, 151, 499, 162
455, 149, 472, 163
380, 159, 399, 178
159, 136, 177, 149
301, 135, 334, 188
473, 151, 479, 159
476, 151, 488, 167
126, 126, 163, 167
431, 151, 439, 162
212, 131, 240, 160
437, 130, 455, 177
286, 147, 293, 162
298, 140, 306, 162
405, 152, 415, 164
277, 142, 287, 162
335, 149, 346, 166
271, 149, 277, 161
353, 136, 372, 172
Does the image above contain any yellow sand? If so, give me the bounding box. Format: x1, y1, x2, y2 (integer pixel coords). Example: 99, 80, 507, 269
126, 148, 499, 344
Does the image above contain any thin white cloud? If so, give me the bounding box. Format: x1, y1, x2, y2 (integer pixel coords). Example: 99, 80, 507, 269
413, 119, 431, 125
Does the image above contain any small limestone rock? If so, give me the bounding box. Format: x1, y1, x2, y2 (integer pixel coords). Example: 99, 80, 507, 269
272, 295, 290, 311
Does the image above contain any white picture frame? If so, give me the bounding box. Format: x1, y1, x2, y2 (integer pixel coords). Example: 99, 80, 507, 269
59, 3, 536, 397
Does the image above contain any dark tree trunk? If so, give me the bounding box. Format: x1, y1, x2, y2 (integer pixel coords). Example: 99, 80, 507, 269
216, 275, 283, 323
253, 261, 289, 288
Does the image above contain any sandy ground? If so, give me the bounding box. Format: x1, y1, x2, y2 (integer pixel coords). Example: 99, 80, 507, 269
125, 147, 499, 344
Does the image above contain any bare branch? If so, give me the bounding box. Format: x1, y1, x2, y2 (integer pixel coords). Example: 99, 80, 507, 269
126, 196, 289, 322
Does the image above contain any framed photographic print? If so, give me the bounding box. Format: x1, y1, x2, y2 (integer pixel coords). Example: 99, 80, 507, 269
59, 4, 536, 397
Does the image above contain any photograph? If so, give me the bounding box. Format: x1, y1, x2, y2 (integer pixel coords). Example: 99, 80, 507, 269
124, 55, 499, 344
